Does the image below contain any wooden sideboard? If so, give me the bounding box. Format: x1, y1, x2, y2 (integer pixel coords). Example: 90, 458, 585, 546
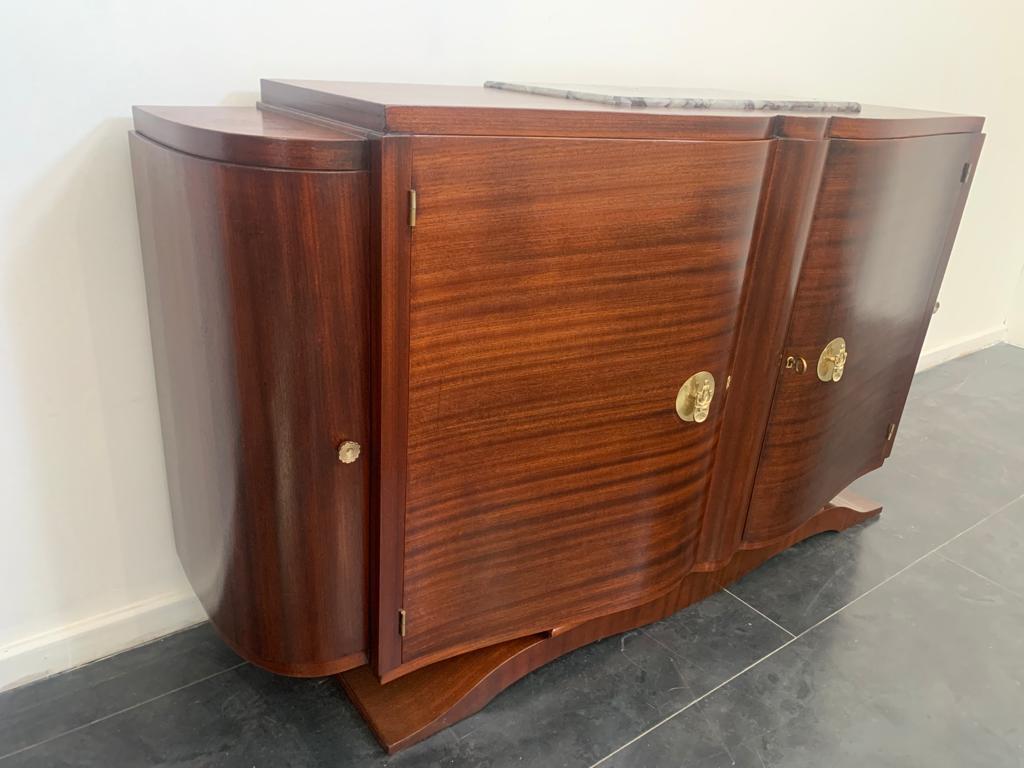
129, 81, 984, 753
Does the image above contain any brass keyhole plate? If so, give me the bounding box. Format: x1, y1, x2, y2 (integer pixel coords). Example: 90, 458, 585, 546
786, 355, 808, 374
676, 371, 716, 423
817, 337, 848, 383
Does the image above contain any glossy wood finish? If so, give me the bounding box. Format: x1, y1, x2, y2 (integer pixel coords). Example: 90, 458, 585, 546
744, 132, 985, 542
260, 79, 775, 141
129, 84, 985, 754
696, 137, 830, 569
342, 489, 881, 754
132, 106, 368, 170
261, 80, 983, 141
392, 136, 770, 675
369, 136, 414, 677
130, 132, 370, 676
826, 110, 985, 141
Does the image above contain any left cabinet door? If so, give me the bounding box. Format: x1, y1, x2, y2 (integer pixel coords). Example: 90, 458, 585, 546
384, 135, 772, 673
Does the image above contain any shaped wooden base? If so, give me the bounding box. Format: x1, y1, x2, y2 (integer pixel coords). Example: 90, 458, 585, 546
339, 490, 881, 754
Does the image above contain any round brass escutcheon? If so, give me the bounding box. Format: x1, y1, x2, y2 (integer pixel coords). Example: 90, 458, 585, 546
337, 440, 361, 464
786, 355, 808, 374
817, 337, 848, 383
676, 371, 716, 424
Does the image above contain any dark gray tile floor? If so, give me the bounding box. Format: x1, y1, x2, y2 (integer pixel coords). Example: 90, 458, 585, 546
2, 343, 1023, 768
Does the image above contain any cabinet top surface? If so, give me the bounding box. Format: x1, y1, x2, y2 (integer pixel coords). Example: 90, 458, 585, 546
130, 81, 985, 171
132, 104, 369, 170
260, 79, 984, 141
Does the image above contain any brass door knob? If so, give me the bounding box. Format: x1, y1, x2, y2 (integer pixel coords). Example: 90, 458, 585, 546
676, 371, 716, 423
337, 440, 361, 464
817, 337, 848, 382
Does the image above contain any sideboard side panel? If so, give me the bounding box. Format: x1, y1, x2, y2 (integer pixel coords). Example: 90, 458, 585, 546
130, 133, 371, 675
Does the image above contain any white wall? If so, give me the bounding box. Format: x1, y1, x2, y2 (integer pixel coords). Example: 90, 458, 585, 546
2, 0, 1023, 689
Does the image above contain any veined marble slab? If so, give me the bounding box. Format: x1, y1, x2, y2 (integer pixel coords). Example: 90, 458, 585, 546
484, 82, 861, 114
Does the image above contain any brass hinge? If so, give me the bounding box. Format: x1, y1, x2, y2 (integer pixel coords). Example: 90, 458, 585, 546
408, 190, 417, 228
886, 423, 897, 441
398, 608, 407, 637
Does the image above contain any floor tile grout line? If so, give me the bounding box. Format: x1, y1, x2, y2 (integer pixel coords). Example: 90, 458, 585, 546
723, 589, 797, 638
938, 552, 1024, 602
0, 662, 248, 763
588, 489, 1024, 767
588, 634, 801, 766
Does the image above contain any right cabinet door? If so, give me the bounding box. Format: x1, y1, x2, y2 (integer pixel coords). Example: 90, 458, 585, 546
744, 132, 983, 543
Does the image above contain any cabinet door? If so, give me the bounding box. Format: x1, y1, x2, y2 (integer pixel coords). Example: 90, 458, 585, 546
391, 136, 770, 670
744, 133, 983, 543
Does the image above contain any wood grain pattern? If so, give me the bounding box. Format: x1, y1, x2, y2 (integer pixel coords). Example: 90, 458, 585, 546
744, 132, 985, 542
696, 136, 830, 568
393, 136, 771, 673
129, 89, 986, 750
260, 80, 983, 141
342, 490, 881, 753
130, 133, 370, 676
826, 112, 985, 141
260, 79, 773, 140
132, 106, 368, 170
369, 136, 414, 677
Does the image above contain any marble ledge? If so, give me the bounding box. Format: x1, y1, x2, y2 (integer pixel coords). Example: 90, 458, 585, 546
484, 81, 862, 114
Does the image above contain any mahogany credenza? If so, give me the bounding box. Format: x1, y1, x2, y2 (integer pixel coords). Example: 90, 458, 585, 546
128, 81, 984, 753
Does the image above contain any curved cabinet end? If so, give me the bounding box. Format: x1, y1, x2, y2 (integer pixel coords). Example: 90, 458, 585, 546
130, 130, 370, 676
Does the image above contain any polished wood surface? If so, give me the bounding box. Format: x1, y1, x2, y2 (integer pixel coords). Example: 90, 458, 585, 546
342, 490, 882, 753
129, 84, 984, 753
744, 132, 985, 542
393, 135, 770, 673
260, 79, 775, 140
130, 132, 370, 676
261, 80, 983, 140
696, 136, 829, 568
132, 105, 368, 170
369, 136, 414, 677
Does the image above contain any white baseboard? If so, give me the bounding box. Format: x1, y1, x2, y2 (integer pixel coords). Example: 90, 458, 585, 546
0, 590, 207, 693
917, 325, 1007, 372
